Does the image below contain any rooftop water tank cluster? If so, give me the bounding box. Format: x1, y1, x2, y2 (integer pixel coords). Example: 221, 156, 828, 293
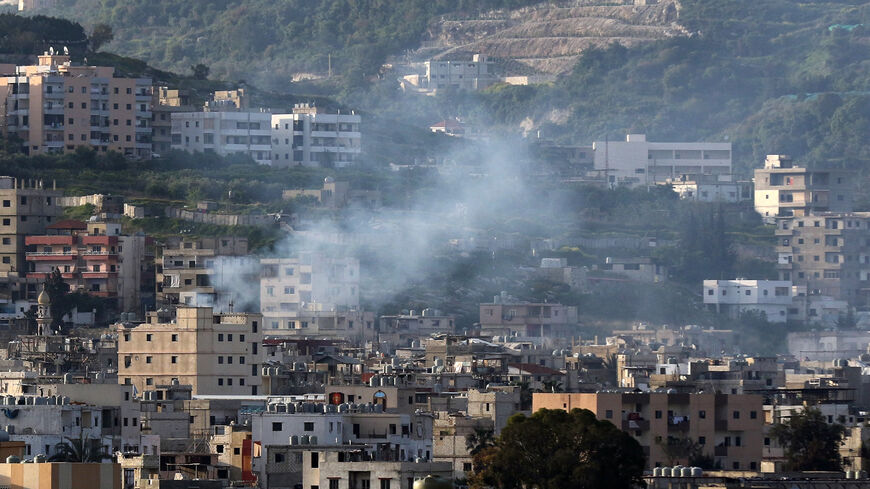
0, 395, 69, 406
652, 466, 703, 478
288, 435, 319, 445
845, 470, 868, 479
266, 402, 385, 414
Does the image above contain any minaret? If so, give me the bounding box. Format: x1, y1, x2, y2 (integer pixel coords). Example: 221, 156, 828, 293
36, 286, 51, 336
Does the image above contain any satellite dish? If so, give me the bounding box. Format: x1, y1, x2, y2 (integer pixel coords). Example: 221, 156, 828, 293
63, 46, 69, 56
49, 46, 54, 55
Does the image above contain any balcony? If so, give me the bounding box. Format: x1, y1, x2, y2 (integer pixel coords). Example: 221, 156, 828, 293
82, 236, 118, 246
25, 252, 76, 261
81, 271, 115, 279
82, 252, 118, 261
668, 419, 690, 432
622, 419, 649, 431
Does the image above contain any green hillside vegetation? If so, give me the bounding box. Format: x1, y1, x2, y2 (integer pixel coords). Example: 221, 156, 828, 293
52, 0, 541, 89
427, 0, 870, 174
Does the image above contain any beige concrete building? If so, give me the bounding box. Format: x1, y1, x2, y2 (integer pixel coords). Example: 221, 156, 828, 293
0, 53, 152, 158
754, 155, 853, 221
117, 307, 264, 396
478, 300, 578, 341
155, 236, 250, 312
0, 177, 63, 275
775, 213, 870, 306
0, 462, 120, 489
533, 392, 764, 470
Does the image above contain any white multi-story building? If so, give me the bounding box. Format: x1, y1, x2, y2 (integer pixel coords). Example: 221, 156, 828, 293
171, 111, 271, 164
703, 279, 793, 323
423, 54, 495, 91
592, 134, 731, 188
260, 254, 359, 323
271, 104, 361, 167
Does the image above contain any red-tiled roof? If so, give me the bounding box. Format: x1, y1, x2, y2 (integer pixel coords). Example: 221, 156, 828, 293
47, 219, 86, 230
429, 119, 464, 130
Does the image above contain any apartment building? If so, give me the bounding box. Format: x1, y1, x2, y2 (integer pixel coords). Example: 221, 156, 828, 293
702, 280, 793, 323
754, 155, 853, 220
775, 213, 870, 306
18, 0, 58, 10
170, 111, 271, 164
260, 254, 360, 325
478, 300, 578, 341
668, 173, 748, 203
423, 54, 496, 91
592, 134, 731, 187
0, 177, 63, 275
155, 236, 250, 312
533, 392, 764, 470
378, 309, 455, 350
151, 88, 193, 156
0, 52, 152, 158
271, 104, 361, 167
24, 219, 150, 313
117, 307, 264, 396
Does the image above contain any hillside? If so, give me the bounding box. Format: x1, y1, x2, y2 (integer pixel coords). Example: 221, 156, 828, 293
417, 0, 684, 75
46, 0, 542, 90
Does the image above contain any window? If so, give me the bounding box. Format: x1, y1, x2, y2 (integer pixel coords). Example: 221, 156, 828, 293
750, 411, 757, 419
698, 410, 706, 419
733, 410, 740, 419
304, 422, 314, 431
274, 453, 284, 463
145, 356, 152, 364
239, 356, 245, 364
218, 378, 224, 386
227, 334, 233, 341
311, 452, 319, 468
380, 480, 391, 489
698, 436, 705, 445
272, 422, 282, 431
171, 356, 177, 364
146, 334, 152, 342
605, 410, 613, 419
655, 410, 662, 419
218, 334, 224, 342
330, 480, 339, 489
218, 356, 224, 364
171, 334, 178, 342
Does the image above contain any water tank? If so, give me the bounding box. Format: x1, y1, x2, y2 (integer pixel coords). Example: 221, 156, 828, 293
33, 455, 46, 463
5, 426, 14, 435
680, 467, 692, 477
653, 467, 662, 477
860, 470, 868, 479
289, 435, 299, 445
661, 468, 672, 477
369, 375, 379, 387
310, 436, 317, 445
300, 435, 310, 445
5, 456, 19, 463
690, 467, 702, 477
846, 470, 855, 479
287, 403, 296, 414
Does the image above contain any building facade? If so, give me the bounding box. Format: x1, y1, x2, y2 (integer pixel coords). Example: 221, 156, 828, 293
170, 111, 271, 164
592, 134, 731, 188
117, 307, 264, 396
775, 213, 870, 307
702, 280, 793, 323
533, 392, 764, 470
423, 55, 495, 91
754, 155, 853, 220
478, 301, 578, 341
0, 53, 152, 158
271, 104, 361, 167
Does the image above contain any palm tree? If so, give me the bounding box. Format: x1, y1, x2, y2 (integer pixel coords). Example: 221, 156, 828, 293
49, 434, 110, 462
541, 380, 564, 393
465, 426, 495, 456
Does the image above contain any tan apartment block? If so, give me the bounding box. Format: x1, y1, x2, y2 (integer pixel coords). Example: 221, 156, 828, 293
117, 307, 263, 396
0, 53, 152, 158
754, 155, 853, 220
533, 392, 763, 470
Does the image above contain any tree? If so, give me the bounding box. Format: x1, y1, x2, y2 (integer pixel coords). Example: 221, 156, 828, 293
191, 63, 210, 80
541, 380, 564, 393
465, 426, 495, 456
49, 434, 110, 462
657, 436, 719, 469
470, 408, 644, 489
771, 407, 845, 471
43, 269, 70, 331
89, 23, 114, 52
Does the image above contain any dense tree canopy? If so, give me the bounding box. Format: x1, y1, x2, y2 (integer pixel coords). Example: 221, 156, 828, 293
771, 407, 845, 471
470, 408, 645, 489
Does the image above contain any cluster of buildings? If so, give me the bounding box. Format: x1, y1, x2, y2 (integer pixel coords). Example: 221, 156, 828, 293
0, 53, 362, 167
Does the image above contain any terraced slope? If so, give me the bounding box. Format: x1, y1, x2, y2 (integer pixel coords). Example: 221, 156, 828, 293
419, 0, 685, 75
